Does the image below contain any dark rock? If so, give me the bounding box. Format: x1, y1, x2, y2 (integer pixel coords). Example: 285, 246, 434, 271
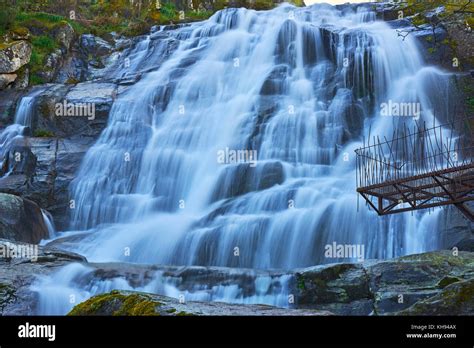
295, 263, 372, 315
367, 251, 474, 315
34, 82, 116, 138
0, 137, 37, 177
80, 34, 114, 58
0, 89, 22, 127
439, 205, 474, 252
275, 20, 297, 69
328, 88, 364, 141
293, 250, 474, 315
0, 194, 49, 243
54, 53, 88, 84
211, 161, 285, 202
259, 65, 288, 96
396, 278, 474, 315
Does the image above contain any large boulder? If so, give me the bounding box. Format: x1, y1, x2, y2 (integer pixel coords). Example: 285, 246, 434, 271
0, 193, 50, 243
0, 41, 32, 74
396, 278, 474, 315
294, 250, 474, 315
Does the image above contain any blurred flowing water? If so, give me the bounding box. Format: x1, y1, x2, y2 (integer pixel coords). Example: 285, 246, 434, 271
0, 88, 44, 177
33, 4, 453, 313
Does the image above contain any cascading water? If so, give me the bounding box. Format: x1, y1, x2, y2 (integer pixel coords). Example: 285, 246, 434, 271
34, 3, 454, 314
0, 88, 44, 176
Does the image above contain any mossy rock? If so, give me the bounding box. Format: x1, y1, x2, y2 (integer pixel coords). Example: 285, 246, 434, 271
396, 279, 474, 315
398, 250, 474, 268
68, 290, 161, 316
0, 283, 16, 312
437, 276, 462, 289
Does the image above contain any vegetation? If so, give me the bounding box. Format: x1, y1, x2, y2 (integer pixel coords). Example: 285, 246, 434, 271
386, 0, 474, 68
33, 128, 55, 137
68, 290, 161, 316
389, 1, 473, 41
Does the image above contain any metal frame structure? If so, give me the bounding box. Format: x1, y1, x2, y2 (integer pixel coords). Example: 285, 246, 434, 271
355, 116, 474, 221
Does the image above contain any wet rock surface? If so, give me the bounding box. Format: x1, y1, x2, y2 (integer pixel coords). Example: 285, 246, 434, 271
294, 250, 474, 315
0, 194, 49, 243
1, 239, 473, 316
0, 239, 86, 315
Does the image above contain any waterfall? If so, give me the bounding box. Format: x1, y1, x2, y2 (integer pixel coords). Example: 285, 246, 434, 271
0, 88, 44, 176
41, 209, 57, 240
0, 87, 57, 240
33, 3, 454, 313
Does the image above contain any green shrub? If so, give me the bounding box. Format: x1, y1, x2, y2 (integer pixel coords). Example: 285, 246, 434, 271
29, 74, 44, 85
160, 3, 177, 21
16, 11, 63, 24
0, 6, 18, 34
31, 35, 57, 50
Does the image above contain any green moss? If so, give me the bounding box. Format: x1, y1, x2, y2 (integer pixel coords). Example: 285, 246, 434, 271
297, 276, 306, 290
29, 74, 45, 86
68, 290, 162, 316
437, 276, 461, 289
399, 251, 472, 268
65, 76, 80, 85
398, 279, 474, 315
0, 6, 18, 34
16, 12, 63, 25
10, 26, 29, 37
0, 40, 24, 50
33, 129, 55, 137
112, 294, 160, 316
